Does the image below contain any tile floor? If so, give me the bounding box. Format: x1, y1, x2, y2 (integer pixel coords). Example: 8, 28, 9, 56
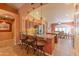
0, 38, 75, 56
0, 39, 28, 56
0, 39, 45, 56
53, 38, 75, 56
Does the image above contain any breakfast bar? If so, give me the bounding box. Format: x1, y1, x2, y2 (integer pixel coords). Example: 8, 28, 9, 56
20, 33, 56, 55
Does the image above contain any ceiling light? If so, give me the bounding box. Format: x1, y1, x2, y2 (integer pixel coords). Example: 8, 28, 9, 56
65, 14, 69, 17
5, 16, 8, 18
58, 23, 61, 25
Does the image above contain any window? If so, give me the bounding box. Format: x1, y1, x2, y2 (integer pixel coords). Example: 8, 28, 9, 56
55, 27, 71, 34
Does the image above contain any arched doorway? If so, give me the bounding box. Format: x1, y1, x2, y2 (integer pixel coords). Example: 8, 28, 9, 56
0, 12, 16, 47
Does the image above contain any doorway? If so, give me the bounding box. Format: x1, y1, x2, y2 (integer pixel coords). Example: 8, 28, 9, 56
53, 23, 74, 56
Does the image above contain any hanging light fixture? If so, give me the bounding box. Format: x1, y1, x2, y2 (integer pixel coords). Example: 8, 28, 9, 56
32, 6, 35, 21
40, 3, 45, 25
27, 3, 35, 22
36, 3, 43, 25
31, 3, 34, 5
40, 3, 43, 19
31, 3, 37, 26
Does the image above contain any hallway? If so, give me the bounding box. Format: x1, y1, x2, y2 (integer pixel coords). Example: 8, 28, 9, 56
53, 38, 74, 56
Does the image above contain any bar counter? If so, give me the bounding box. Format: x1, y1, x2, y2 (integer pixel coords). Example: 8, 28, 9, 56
26, 34, 56, 55
36, 34, 55, 55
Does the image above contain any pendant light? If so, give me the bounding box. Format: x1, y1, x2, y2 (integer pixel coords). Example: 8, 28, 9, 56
31, 3, 35, 23
40, 3, 43, 19
40, 3, 45, 25
31, 3, 36, 27
39, 3, 43, 25
32, 6, 35, 22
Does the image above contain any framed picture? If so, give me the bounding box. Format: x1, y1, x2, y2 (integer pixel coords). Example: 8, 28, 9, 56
0, 21, 12, 32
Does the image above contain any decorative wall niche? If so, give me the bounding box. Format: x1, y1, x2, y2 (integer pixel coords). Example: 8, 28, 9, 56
0, 21, 12, 32
0, 15, 14, 32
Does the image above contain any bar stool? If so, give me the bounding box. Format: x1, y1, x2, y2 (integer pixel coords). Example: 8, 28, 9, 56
25, 35, 35, 54
35, 37, 46, 56
20, 34, 27, 48
36, 42, 45, 55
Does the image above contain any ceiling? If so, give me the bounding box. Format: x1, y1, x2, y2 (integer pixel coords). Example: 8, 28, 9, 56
6, 3, 24, 9
5, 3, 78, 24
29, 3, 75, 24
7, 3, 46, 10
0, 9, 16, 19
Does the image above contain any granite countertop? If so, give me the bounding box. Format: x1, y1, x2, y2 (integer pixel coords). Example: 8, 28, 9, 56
36, 34, 55, 39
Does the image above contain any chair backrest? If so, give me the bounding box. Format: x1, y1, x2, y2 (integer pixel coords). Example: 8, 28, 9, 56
20, 34, 26, 40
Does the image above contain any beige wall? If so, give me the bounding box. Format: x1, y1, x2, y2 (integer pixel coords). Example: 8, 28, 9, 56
0, 20, 14, 41
0, 32, 13, 41
19, 3, 41, 33
0, 4, 20, 46
13, 15, 20, 44
0, 10, 20, 45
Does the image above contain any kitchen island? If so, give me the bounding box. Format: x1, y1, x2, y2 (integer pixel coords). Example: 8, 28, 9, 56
26, 34, 56, 55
